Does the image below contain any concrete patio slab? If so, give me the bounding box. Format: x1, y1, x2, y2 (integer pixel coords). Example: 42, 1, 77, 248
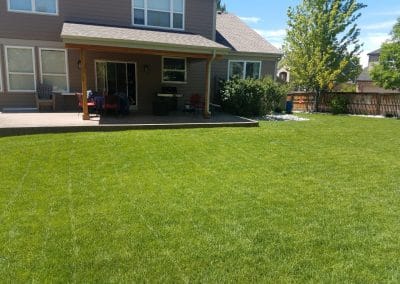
0, 112, 258, 136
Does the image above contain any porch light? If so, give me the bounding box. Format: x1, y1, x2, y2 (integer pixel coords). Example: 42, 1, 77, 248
77, 60, 82, 70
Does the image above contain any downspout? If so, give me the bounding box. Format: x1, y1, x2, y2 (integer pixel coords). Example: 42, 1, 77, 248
273, 59, 278, 81
274, 55, 282, 81
204, 49, 217, 118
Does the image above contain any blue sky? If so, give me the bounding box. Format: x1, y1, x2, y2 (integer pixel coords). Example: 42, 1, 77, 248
223, 0, 400, 66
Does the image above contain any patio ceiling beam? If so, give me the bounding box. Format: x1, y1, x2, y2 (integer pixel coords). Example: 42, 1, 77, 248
65, 43, 214, 59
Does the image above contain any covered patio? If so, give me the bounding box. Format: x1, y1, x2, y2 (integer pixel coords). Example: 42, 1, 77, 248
61, 23, 229, 120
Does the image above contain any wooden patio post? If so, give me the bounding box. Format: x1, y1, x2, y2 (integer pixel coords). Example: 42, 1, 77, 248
80, 48, 90, 120
203, 57, 212, 119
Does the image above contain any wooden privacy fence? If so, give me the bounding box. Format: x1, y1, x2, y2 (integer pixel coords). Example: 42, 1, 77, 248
288, 92, 400, 117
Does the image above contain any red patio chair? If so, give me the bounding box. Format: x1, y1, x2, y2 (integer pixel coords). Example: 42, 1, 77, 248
187, 93, 204, 114
76, 93, 96, 113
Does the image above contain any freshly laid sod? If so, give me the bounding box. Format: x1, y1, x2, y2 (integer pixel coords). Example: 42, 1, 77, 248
0, 114, 399, 282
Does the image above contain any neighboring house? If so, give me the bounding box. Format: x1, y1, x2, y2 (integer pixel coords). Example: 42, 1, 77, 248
277, 67, 290, 83
0, 0, 281, 118
356, 49, 393, 93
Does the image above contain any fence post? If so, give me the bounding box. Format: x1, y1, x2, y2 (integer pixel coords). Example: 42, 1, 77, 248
377, 94, 381, 115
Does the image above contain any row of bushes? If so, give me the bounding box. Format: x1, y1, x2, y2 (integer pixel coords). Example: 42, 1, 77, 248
219, 77, 289, 117
218, 77, 359, 116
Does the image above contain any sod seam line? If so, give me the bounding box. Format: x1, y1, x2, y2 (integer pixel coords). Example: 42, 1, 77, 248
104, 134, 190, 284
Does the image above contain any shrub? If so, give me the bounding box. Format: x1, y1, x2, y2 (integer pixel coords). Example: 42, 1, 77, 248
219, 77, 288, 116
329, 95, 349, 114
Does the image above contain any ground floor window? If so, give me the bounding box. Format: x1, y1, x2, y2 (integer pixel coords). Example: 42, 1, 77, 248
0, 57, 2, 92
228, 60, 262, 80
95, 61, 137, 107
162, 57, 186, 83
5, 46, 36, 92
40, 48, 69, 92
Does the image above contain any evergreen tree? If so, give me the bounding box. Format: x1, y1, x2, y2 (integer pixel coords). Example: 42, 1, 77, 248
217, 0, 227, 13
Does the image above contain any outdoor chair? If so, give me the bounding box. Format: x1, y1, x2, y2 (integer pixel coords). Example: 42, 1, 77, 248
184, 94, 204, 114
76, 93, 96, 114
35, 83, 55, 111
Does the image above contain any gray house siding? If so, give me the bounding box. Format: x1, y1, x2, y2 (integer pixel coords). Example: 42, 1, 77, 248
0, 40, 209, 111
0, 39, 64, 107
67, 50, 206, 114
211, 57, 278, 102
0, 0, 215, 111
0, 0, 215, 41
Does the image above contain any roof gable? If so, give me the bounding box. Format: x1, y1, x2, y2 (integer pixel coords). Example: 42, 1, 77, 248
216, 13, 281, 56
368, 48, 381, 56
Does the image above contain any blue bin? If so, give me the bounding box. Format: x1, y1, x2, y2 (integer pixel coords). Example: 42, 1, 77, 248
286, 101, 293, 114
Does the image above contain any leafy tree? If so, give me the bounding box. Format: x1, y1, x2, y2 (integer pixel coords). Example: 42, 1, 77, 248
370, 18, 400, 90
217, 0, 227, 13
283, 0, 365, 110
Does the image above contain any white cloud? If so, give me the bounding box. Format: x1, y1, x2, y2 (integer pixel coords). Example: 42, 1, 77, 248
252, 27, 391, 67
359, 51, 370, 68
255, 29, 286, 38
367, 9, 400, 17
359, 32, 391, 67
362, 20, 397, 30
254, 29, 286, 48
239, 16, 262, 24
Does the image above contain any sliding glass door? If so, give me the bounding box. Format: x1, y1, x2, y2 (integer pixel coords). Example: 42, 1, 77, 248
96, 61, 137, 109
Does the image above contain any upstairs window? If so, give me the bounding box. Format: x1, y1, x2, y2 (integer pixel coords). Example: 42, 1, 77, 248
8, 0, 58, 15
228, 61, 262, 80
133, 0, 184, 30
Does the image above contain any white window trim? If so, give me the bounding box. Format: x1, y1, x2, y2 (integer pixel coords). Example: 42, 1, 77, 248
132, 0, 185, 31
0, 54, 3, 92
162, 57, 187, 84
7, 0, 59, 16
5, 45, 37, 93
227, 60, 262, 80
94, 60, 139, 110
39, 48, 70, 92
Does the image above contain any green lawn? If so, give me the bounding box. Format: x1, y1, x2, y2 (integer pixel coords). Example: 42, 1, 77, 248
0, 114, 399, 282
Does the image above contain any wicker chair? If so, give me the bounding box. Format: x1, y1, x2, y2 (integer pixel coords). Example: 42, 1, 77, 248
35, 83, 55, 111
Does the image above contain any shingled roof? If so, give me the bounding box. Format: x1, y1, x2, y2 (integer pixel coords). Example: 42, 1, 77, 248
216, 13, 282, 56
61, 23, 229, 54
368, 48, 381, 56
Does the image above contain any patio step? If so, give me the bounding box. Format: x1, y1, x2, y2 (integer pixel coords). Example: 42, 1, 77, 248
2, 107, 39, 113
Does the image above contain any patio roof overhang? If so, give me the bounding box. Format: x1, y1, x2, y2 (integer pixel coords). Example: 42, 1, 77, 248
61, 23, 226, 120
61, 22, 230, 59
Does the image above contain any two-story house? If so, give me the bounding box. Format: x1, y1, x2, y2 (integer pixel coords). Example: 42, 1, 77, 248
0, 0, 281, 119
356, 49, 393, 93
